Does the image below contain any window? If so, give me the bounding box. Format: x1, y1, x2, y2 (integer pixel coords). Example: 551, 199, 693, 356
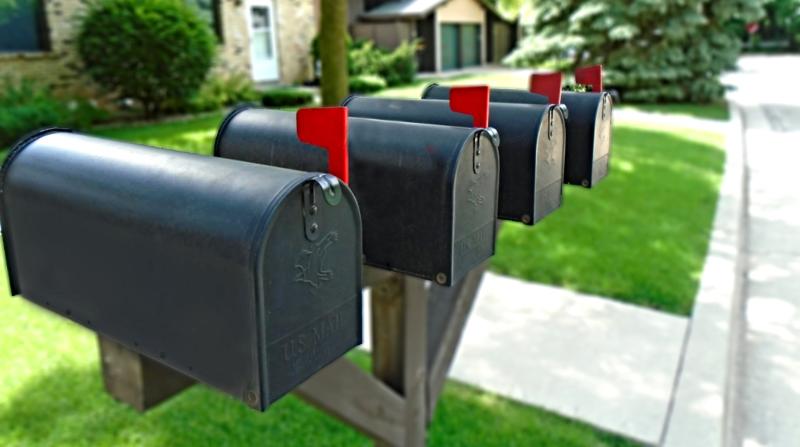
0, 0, 50, 53
185, 0, 223, 41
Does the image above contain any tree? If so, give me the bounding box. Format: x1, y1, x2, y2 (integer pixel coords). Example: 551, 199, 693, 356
506, 0, 767, 103
319, 0, 348, 106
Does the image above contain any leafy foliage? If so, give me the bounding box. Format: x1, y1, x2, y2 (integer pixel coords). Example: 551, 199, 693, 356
349, 74, 388, 93
0, 78, 107, 147
749, 0, 800, 51
313, 37, 419, 88
260, 88, 314, 108
186, 73, 260, 113
77, 0, 216, 116
506, 0, 767, 103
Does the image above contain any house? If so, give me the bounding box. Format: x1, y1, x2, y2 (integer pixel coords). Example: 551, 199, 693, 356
0, 0, 318, 97
349, 0, 518, 72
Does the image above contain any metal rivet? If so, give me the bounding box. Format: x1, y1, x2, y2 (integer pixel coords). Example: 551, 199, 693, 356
310, 223, 318, 233
521, 214, 532, 225
475, 162, 481, 169
476, 148, 481, 156
246, 391, 258, 405
309, 205, 318, 216
582, 179, 590, 188
435, 273, 447, 285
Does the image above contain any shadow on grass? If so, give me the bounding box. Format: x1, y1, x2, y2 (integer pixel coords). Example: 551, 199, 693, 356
492, 123, 725, 315
0, 358, 639, 447
0, 364, 368, 447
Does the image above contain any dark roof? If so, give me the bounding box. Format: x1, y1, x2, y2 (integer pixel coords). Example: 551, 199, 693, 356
360, 0, 514, 22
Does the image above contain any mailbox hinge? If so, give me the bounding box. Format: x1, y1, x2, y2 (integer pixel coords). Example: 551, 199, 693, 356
302, 174, 342, 242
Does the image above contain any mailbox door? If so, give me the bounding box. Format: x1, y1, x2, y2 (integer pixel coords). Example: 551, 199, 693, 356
561, 92, 613, 186
261, 176, 363, 404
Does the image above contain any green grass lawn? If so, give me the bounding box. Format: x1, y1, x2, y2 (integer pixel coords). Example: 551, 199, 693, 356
0, 284, 638, 447
492, 122, 724, 315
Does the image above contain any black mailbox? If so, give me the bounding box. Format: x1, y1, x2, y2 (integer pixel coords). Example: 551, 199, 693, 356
344, 94, 566, 225
423, 83, 612, 188
0, 129, 363, 410
214, 107, 500, 286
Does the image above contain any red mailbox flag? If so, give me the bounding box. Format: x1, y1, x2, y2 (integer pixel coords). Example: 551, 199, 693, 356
529, 72, 563, 104
449, 85, 490, 128
296, 106, 349, 184
575, 65, 603, 93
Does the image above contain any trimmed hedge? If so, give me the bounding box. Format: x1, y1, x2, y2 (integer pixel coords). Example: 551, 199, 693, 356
261, 88, 314, 108
77, 0, 216, 116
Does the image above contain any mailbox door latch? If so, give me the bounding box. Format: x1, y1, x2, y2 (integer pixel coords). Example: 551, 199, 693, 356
302, 174, 342, 241
473, 133, 482, 174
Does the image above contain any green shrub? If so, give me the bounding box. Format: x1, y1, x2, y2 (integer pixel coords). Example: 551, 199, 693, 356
562, 83, 591, 93
0, 78, 108, 147
261, 88, 314, 108
187, 73, 261, 112
348, 40, 384, 77
77, 0, 216, 117
376, 40, 418, 86
349, 74, 387, 93
312, 37, 419, 88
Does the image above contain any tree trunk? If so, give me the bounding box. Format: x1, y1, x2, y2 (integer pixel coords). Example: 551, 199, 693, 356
319, 0, 348, 106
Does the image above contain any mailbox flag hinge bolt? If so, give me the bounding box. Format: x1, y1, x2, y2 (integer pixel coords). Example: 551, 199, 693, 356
435, 273, 448, 285
246, 391, 258, 406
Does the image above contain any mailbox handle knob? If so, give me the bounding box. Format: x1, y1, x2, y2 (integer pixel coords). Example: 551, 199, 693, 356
529, 72, 563, 105
297, 107, 349, 184
449, 86, 490, 128
574, 64, 604, 93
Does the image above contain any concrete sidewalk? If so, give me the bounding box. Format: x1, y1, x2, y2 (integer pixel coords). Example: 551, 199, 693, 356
727, 55, 800, 447
363, 272, 689, 445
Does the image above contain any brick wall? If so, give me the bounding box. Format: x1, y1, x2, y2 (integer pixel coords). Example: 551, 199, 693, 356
275, 0, 317, 84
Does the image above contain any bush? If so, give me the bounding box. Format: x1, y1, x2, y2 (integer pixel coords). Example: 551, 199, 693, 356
349, 74, 387, 93
261, 88, 314, 108
187, 73, 261, 112
376, 40, 418, 87
311, 37, 419, 88
0, 78, 108, 147
77, 0, 216, 117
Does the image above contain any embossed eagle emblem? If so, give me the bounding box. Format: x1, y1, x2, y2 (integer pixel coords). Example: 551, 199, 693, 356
294, 232, 338, 288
